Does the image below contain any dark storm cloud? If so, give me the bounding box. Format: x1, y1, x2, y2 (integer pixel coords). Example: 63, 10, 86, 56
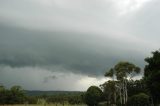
0, 24, 132, 76
0, 0, 159, 90
0, 23, 148, 76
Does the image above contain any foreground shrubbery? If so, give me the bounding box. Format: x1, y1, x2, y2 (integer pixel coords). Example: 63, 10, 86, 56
0, 85, 85, 105
84, 86, 103, 106
0, 85, 25, 104
127, 93, 150, 106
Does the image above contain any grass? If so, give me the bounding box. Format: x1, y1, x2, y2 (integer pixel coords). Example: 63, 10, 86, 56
0, 104, 87, 106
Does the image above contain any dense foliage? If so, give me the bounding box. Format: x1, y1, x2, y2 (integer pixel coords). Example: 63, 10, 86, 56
0, 85, 25, 104
127, 79, 147, 97
103, 61, 141, 105
93, 50, 160, 106
144, 50, 160, 105
85, 86, 103, 106
100, 80, 116, 104
0, 85, 85, 105
46, 93, 85, 105
127, 93, 150, 106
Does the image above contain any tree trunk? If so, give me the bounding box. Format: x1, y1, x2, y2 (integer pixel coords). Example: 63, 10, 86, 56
113, 75, 116, 105
114, 91, 116, 105
119, 85, 122, 105
123, 80, 126, 105
125, 80, 128, 103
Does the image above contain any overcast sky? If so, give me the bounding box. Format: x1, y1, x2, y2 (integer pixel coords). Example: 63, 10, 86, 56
0, 0, 159, 91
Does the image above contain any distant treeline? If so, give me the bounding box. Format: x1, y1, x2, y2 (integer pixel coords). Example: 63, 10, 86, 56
0, 85, 85, 105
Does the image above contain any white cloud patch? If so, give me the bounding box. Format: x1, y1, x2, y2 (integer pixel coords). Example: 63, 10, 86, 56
112, 0, 151, 15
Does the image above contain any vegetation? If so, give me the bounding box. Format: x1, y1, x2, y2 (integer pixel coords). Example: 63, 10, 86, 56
84, 86, 103, 106
0, 86, 85, 105
0, 105, 86, 106
103, 62, 141, 105
0, 85, 25, 104
127, 93, 150, 106
144, 50, 160, 105
86, 49, 160, 106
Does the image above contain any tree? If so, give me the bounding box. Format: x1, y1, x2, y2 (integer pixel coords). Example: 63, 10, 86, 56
100, 80, 117, 105
144, 50, 160, 105
0, 85, 26, 104
0, 85, 6, 104
85, 86, 103, 106
105, 68, 114, 79
127, 79, 147, 97
105, 68, 117, 104
127, 93, 150, 106
10, 85, 25, 104
105, 61, 141, 105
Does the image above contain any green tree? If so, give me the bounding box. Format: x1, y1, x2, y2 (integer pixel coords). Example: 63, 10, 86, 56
85, 86, 103, 106
105, 61, 141, 105
144, 50, 160, 105
127, 79, 147, 97
127, 93, 150, 106
105, 68, 117, 104
10, 85, 25, 104
0, 85, 26, 104
100, 80, 117, 105
0, 85, 6, 104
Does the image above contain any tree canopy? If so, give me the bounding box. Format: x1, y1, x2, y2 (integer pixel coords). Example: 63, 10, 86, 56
104, 61, 141, 105
0, 85, 25, 104
144, 50, 160, 105
85, 86, 103, 106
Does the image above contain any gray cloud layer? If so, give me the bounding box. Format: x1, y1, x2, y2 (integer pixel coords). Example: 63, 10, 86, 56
0, 0, 159, 90
0, 24, 146, 76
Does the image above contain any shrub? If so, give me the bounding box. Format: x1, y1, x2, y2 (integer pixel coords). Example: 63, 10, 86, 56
127, 93, 150, 106
85, 86, 103, 106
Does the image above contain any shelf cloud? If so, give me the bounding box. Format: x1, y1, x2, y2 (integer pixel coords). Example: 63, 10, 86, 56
0, 0, 159, 90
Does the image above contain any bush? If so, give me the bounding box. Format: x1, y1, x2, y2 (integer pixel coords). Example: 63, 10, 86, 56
85, 86, 103, 106
127, 93, 150, 106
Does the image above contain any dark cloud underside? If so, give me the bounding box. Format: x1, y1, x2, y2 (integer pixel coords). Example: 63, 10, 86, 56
0, 0, 159, 90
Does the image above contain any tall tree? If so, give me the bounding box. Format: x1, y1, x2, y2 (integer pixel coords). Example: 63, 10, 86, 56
115, 62, 140, 105
105, 61, 140, 105
105, 68, 117, 104
0, 85, 6, 104
100, 80, 117, 105
144, 50, 160, 105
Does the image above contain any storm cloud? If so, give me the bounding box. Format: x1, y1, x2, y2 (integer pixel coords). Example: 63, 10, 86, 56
0, 0, 159, 90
